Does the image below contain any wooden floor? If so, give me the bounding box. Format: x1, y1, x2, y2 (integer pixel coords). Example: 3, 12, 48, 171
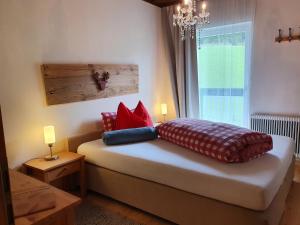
280, 162, 300, 225
86, 194, 173, 225
84, 164, 300, 225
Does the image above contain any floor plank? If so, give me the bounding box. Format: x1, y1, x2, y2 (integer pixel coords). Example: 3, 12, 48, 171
84, 163, 300, 225
280, 163, 300, 225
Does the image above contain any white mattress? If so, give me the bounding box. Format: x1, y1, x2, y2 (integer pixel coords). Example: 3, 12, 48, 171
78, 135, 294, 211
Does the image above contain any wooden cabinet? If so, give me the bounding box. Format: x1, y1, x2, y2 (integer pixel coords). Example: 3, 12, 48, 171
12, 171, 81, 225
0, 107, 14, 225
24, 152, 86, 197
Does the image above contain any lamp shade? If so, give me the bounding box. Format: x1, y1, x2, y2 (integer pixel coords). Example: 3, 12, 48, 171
44, 126, 56, 145
161, 104, 168, 115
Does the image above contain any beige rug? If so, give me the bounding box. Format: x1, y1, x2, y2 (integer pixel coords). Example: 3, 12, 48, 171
76, 201, 143, 225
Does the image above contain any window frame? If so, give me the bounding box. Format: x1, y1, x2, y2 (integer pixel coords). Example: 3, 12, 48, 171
197, 21, 253, 127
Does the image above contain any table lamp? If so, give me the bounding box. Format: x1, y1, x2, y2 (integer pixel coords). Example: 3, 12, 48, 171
44, 126, 59, 161
161, 103, 168, 122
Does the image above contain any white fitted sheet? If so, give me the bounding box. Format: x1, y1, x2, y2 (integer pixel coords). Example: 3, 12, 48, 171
78, 135, 294, 211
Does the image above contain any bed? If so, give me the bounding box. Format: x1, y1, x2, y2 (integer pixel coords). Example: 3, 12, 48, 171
69, 131, 295, 225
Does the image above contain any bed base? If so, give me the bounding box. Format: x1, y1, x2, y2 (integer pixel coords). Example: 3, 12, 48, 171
86, 161, 293, 225
69, 131, 294, 225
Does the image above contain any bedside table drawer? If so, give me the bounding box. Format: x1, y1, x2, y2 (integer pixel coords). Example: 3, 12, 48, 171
47, 161, 81, 182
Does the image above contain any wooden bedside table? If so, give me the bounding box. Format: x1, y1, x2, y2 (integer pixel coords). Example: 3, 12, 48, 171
24, 152, 86, 197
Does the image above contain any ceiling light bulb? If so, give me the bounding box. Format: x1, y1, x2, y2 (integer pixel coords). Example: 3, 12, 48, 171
184, 0, 190, 5
202, 2, 207, 10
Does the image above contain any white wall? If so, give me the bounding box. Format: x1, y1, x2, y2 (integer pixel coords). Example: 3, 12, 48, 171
0, 0, 174, 168
251, 0, 300, 114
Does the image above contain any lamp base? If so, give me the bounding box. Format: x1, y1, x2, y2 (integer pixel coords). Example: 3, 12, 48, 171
44, 155, 59, 161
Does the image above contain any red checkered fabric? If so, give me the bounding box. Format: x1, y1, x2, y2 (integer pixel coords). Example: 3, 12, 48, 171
157, 119, 273, 163
101, 108, 136, 132
101, 112, 117, 131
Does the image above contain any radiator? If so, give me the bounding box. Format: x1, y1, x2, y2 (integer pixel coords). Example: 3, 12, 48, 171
251, 114, 300, 157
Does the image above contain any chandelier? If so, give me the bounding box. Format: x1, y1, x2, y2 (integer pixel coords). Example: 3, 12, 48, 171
173, 0, 210, 40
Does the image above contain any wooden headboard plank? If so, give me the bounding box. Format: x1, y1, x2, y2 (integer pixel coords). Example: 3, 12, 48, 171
68, 131, 103, 153
42, 64, 139, 105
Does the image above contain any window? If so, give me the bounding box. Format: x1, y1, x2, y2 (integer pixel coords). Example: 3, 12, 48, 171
197, 22, 252, 127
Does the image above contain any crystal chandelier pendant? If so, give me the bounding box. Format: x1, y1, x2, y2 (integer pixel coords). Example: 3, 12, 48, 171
173, 0, 210, 41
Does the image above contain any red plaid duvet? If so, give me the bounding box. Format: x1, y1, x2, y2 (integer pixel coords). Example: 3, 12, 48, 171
157, 119, 273, 163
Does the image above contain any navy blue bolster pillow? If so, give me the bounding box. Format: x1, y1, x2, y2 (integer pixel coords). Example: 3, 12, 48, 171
102, 127, 158, 145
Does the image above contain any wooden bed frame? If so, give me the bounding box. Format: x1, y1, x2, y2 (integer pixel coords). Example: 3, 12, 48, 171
68, 130, 294, 225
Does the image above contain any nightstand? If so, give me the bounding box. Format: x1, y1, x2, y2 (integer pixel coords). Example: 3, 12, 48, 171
23, 152, 86, 197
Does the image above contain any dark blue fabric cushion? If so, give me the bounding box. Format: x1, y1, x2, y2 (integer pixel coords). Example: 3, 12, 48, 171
102, 127, 158, 145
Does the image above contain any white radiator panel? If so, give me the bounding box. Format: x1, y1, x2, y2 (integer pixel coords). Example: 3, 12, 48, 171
251, 114, 300, 157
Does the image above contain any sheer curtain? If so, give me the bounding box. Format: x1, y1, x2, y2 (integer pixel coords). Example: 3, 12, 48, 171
197, 0, 256, 127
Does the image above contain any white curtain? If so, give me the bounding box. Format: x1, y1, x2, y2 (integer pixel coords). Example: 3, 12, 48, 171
197, 0, 256, 127
205, 0, 256, 27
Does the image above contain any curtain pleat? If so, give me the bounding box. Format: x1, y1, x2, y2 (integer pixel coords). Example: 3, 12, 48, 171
206, 0, 256, 27
162, 7, 199, 119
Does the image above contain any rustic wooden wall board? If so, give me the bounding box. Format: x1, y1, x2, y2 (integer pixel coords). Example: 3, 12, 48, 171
42, 64, 139, 105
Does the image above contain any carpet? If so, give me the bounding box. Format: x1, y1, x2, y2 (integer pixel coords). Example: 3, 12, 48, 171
76, 202, 143, 225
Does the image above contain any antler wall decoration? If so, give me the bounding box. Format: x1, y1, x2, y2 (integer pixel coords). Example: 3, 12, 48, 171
92, 70, 110, 91
275, 27, 300, 43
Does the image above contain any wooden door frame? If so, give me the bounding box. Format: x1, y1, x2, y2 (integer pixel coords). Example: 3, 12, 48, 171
0, 106, 14, 225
